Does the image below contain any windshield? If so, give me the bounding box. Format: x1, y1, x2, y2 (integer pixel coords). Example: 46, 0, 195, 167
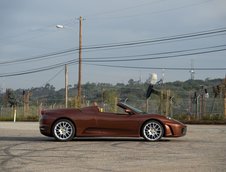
119, 102, 147, 114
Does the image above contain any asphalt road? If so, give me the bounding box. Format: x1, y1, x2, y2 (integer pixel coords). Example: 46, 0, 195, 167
0, 122, 226, 172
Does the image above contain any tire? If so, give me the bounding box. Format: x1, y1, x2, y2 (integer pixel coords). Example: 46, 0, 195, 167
142, 120, 164, 141
52, 119, 75, 141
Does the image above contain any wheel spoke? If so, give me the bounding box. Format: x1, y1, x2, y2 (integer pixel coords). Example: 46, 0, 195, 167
143, 121, 163, 141
54, 120, 74, 141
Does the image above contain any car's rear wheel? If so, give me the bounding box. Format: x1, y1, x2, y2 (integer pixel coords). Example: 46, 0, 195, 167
142, 120, 163, 141
52, 119, 75, 141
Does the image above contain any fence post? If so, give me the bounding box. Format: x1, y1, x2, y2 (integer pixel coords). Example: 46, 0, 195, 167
114, 97, 117, 113
222, 77, 226, 119
160, 90, 164, 115
165, 90, 170, 116
146, 99, 149, 113
224, 97, 226, 119
196, 95, 200, 120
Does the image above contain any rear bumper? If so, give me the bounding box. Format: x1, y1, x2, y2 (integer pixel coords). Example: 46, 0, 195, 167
39, 116, 53, 137
39, 125, 52, 137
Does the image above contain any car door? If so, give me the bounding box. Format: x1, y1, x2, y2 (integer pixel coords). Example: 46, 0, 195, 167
95, 112, 140, 137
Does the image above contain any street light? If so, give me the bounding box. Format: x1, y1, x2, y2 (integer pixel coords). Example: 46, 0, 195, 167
56, 25, 64, 29
56, 16, 83, 108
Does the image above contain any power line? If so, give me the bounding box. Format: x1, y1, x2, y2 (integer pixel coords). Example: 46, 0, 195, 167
1, 28, 226, 77
1, 43, 225, 77
0, 0, 213, 43
1, 44, 225, 78
85, 63, 226, 71
1, 44, 226, 77
82, 32, 226, 52
83, 44, 226, 61
0, 59, 77, 77
83, 47, 226, 62
0, 18, 79, 43
43, 67, 65, 86
86, 0, 213, 20
86, 0, 166, 19
0, 48, 77, 65
1, 27, 226, 65
82, 27, 226, 50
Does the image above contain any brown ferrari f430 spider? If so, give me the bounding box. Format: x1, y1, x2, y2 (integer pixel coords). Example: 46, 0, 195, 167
39, 102, 187, 141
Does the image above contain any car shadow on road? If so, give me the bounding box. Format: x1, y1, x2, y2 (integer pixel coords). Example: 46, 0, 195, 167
74, 137, 171, 142
0, 136, 52, 142
0, 136, 173, 142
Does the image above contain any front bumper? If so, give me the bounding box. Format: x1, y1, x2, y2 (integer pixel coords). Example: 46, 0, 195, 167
164, 123, 187, 137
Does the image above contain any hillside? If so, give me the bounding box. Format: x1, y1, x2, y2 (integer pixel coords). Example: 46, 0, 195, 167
1, 78, 224, 107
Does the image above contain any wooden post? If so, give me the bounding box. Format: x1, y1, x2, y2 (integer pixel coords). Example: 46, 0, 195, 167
160, 90, 164, 115
224, 97, 226, 119
224, 77, 226, 119
165, 90, 170, 116
65, 64, 68, 108
196, 95, 200, 120
146, 99, 149, 113
224, 84, 226, 119
23, 91, 31, 116
114, 97, 117, 113
77, 16, 82, 108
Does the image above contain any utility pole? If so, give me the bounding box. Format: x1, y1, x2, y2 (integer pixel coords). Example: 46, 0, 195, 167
56, 19, 82, 108
65, 64, 68, 108
224, 76, 226, 119
77, 16, 82, 108
23, 90, 31, 116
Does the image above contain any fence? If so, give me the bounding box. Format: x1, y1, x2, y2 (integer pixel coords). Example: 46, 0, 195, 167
0, 96, 225, 121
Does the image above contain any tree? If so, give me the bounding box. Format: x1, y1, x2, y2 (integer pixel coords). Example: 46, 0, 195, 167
103, 89, 118, 112
5, 89, 17, 107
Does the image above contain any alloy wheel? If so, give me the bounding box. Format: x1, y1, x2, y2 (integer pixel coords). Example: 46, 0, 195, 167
53, 119, 75, 141
142, 120, 163, 141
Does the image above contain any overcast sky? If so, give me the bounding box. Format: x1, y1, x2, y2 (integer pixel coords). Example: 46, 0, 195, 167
0, 0, 226, 90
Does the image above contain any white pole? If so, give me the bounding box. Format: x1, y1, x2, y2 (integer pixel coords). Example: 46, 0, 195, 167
13, 107, 17, 123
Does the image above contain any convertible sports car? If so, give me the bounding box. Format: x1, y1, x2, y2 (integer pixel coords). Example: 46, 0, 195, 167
39, 102, 187, 141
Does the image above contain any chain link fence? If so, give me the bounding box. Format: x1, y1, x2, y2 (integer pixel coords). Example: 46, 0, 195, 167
0, 95, 225, 121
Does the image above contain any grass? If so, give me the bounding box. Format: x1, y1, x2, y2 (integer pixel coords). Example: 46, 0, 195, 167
0, 115, 39, 122
173, 114, 226, 124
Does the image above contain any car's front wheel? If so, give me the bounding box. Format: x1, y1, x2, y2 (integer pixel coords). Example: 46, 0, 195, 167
52, 119, 75, 141
142, 120, 164, 141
